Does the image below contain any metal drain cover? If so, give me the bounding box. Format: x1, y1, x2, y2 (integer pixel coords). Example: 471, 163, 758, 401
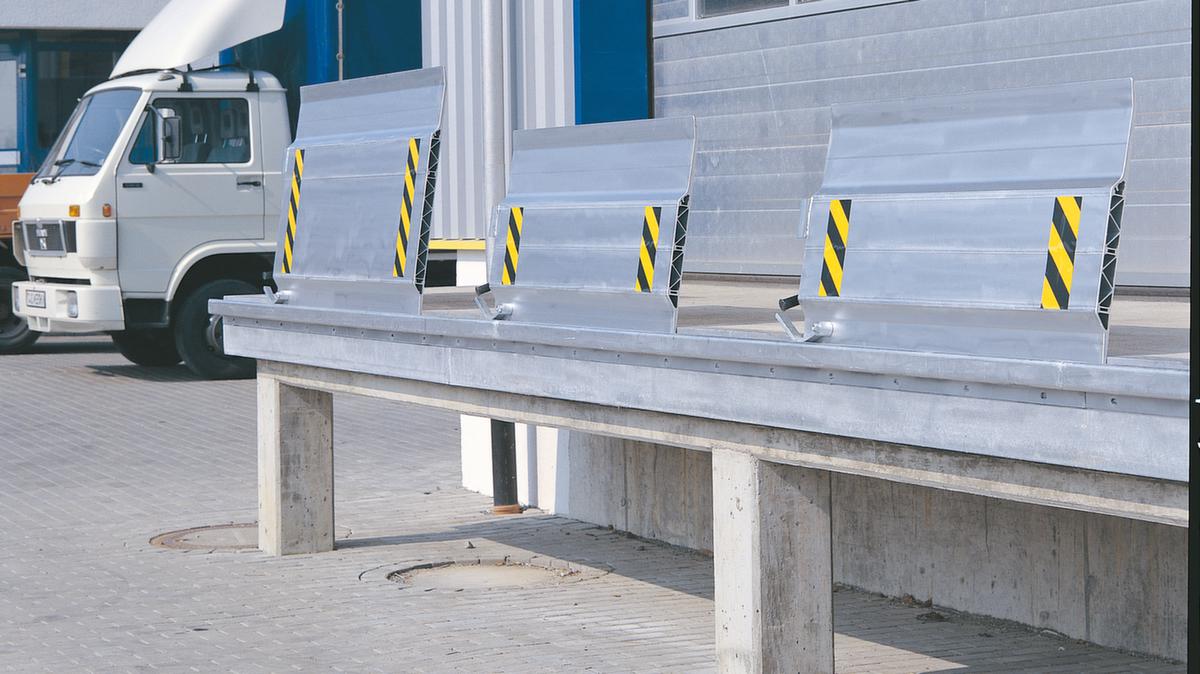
388, 558, 602, 591
150, 523, 351, 551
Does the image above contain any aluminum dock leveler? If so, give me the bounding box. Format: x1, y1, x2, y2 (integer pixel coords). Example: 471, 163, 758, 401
213, 76, 1187, 672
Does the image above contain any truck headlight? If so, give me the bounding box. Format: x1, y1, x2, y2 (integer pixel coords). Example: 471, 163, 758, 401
66, 291, 78, 318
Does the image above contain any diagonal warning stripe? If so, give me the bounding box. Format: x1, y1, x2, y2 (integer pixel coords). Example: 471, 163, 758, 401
280, 148, 305, 274
818, 199, 851, 297
1041, 195, 1082, 310
394, 137, 422, 277
635, 206, 662, 292
501, 206, 523, 285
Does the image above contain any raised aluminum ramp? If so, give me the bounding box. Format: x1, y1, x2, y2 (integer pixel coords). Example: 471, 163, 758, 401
475, 117, 695, 333
777, 79, 1133, 364
271, 67, 444, 315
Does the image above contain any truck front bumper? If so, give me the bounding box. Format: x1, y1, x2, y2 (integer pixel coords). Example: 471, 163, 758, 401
13, 280, 124, 333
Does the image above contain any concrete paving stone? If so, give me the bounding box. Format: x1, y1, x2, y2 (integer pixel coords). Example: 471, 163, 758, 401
0, 335, 1186, 672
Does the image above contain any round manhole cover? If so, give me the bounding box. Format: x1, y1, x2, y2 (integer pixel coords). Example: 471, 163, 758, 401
388, 558, 604, 591
150, 523, 351, 551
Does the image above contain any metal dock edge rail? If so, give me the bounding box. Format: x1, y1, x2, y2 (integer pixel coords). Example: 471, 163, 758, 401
212, 295, 1186, 521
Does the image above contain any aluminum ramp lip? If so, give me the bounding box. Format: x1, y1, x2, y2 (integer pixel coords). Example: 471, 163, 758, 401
781, 79, 1135, 364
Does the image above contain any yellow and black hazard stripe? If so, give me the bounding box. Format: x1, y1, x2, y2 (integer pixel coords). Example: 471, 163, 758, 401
635, 206, 662, 292
1041, 195, 1083, 310
818, 199, 851, 297
393, 137, 422, 277
501, 206, 523, 285
280, 148, 305, 274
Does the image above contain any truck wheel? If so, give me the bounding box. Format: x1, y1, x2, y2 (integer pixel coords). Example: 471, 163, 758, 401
0, 267, 42, 353
110, 328, 182, 366
174, 279, 257, 380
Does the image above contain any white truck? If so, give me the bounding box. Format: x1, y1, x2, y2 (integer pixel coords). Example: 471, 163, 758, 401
11, 0, 288, 378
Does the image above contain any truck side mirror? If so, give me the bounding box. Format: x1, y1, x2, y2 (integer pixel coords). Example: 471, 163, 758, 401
158, 110, 182, 162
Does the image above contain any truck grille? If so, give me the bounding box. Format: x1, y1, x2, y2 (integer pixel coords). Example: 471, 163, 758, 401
21, 220, 76, 255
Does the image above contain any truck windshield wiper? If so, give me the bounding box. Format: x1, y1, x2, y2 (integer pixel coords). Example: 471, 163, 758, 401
40, 158, 101, 183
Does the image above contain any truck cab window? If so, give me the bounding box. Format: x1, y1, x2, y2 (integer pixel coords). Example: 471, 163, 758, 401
34, 88, 142, 180
127, 112, 155, 165
151, 98, 251, 165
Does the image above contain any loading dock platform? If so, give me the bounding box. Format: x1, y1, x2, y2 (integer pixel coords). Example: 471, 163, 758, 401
212, 72, 1187, 671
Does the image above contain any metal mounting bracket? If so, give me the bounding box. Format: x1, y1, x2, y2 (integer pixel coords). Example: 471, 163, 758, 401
474, 283, 512, 320
776, 294, 832, 342
263, 287, 290, 305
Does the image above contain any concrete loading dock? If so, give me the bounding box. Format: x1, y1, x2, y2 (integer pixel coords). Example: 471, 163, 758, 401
219, 279, 1188, 666
213, 70, 1187, 670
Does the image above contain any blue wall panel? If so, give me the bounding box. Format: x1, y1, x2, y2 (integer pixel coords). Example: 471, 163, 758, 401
573, 0, 651, 124
232, 0, 422, 136
343, 0, 421, 80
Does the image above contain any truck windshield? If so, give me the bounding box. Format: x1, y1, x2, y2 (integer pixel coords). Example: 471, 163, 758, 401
35, 88, 142, 181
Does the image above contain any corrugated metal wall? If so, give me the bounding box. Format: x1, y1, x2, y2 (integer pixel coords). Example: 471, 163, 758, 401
422, 1, 484, 240
510, 1, 575, 132
653, 0, 1191, 286
422, 0, 574, 241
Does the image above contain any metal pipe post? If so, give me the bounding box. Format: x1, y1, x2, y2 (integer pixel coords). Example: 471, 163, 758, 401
336, 0, 344, 80
482, 0, 518, 516
480, 0, 506, 217
490, 419, 521, 514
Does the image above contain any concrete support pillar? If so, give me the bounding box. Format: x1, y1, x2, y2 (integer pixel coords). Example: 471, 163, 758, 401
712, 450, 833, 674
258, 375, 334, 556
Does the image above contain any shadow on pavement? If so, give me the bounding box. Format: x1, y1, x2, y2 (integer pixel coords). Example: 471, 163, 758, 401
86, 364, 206, 383
338, 515, 1181, 673
337, 513, 714, 599
2, 338, 115, 356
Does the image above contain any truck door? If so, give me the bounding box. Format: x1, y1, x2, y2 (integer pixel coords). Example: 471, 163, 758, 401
115, 95, 265, 294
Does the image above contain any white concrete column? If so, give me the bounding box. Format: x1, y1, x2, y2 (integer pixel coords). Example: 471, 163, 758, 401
258, 375, 334, 556
460, 414, 494, 496
455, 249, 489, 286
712, 450, 833, 673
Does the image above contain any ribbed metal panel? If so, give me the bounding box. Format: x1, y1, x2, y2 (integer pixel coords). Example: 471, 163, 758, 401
422, 0, 574, 242
422, 1, 483, 240
653, 0, 690, 21
510, 0, 575, 133
654, 0, 1191, 286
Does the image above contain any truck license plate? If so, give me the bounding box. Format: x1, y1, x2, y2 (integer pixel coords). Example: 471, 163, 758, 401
25, 289, 46, 309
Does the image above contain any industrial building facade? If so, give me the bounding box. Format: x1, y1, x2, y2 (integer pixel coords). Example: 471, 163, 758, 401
0, 1, 164, 172
437, 1, 1189, 659
6, 1, 1189, 286
650, 0, 1190, 287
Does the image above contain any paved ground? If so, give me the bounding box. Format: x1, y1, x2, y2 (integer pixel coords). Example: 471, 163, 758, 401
0, 336, 1185, 672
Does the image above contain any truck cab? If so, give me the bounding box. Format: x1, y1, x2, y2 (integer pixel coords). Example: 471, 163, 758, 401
12, 68, 289, 378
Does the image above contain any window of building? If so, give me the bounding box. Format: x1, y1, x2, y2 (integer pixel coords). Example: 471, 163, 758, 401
35, 45, 127, 152
0, 59, 18, 154
145, 98, 252, 164
698, 0, 789, 18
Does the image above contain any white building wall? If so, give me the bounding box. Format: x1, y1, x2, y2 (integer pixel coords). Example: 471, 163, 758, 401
2, 0, 170, 30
